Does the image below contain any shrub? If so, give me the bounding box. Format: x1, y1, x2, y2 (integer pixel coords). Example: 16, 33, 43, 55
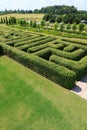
78, 23, 85, 32
13, 35, 39, 47
62, 38, 87, 46
63, 45, 77, 52
15, 36, 49, 48
59, 39, 87, 52
54, 22, 58, 31
49, 43, 64, 50
5, 34, 32, 45
17, 37, 55, 51
50, 48, 86, 61
50, 55, 87, 80
60, 23, 64, 32
66, 24, 71, 30
27, 43, 48, 53
72, 23, 77, 31
2, 43, 76, 89
41, 20, 45, 28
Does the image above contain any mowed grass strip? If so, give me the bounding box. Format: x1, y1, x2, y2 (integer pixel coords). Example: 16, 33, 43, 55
0, 56, 87, 130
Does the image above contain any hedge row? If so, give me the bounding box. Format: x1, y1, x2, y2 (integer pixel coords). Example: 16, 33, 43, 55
50, 48, 86, 61
48, 43, 64, 50
14, 35, 40, 46
63, 45, 77, 52
34, 47, 86, 61
27, 43, 48, 53
17, 37, 55, 51
15, 35, 49, 47
59, 39, 87, 52
1, 33, 26, 42
2, 43, 76, 89
5, 34, 38, 46
62, 38, 87, 46
50, 55, 87, 80
25, 38, 60, 54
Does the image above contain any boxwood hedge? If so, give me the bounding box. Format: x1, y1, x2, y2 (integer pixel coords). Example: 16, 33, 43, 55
63, 45, 77, 52
15, 36, 49, 47
51, 48, 86, 61
50, 55, 87, 80
17, 37, 55, 51
2, 43, 76, 89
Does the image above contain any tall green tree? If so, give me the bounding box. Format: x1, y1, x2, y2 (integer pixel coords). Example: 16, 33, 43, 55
32, 21, 37, 28
54, 22, 58, 31
41, 20, 45, 28
78, 23, 85, 32
72, 23, 77, 31
66, 24, 71, 30
60, 23, 64, 32
30, 20, 33, 27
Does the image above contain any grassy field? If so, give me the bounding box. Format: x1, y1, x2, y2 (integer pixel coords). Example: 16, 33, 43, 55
0, 55, 87, 130
0, 13, 44, 22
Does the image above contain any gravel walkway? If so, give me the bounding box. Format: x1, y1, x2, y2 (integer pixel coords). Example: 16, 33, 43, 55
71, 74, 87, 100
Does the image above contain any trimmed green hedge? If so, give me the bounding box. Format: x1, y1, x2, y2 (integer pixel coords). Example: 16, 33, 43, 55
27, 40, 63, 54
51, 48, 86, 61
17, 37, 55, 51
50, 55, 87, 80
2, 43, 76, 89
15, 36, 49, 47
35, 47, 86, 61
5, 35, 39, 46
27, 43, 48, 53
58, 40, 87, 52
63, 45, 77, 52
62, 38, 87, 46
48, 43, 64, 50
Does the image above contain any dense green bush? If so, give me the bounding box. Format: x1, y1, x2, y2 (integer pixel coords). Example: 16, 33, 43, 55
17, 37, 55, 51
50, 55, 87, 80
62, 38, 87, 46
58, 39, 87, 52
2, 43, 76, 89
48, 43, 64, 50
15, 36, 49, 47
5, 34, 37, 46
50, 48, 86, 60
27, 43, 48, 53
63, 45, 77, 52
35, 47, 86, 61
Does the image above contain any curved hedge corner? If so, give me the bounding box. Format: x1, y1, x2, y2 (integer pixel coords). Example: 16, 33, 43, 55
2, 43, 76, 89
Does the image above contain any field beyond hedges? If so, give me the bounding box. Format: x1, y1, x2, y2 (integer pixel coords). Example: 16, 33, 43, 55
0, 56, 87, 130
0, 13, 44, 22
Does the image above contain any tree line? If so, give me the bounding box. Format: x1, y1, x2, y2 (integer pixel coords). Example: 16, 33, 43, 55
0, 5, 87, 15
0, 16, 86, 33
43, 13, 87, 24
0, 16, 45, 28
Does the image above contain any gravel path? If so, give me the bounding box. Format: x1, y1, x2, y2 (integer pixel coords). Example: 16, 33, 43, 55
71, 74, 87, 100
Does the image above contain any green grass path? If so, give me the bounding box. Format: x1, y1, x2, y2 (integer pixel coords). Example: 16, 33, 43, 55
0, 56, 87, 130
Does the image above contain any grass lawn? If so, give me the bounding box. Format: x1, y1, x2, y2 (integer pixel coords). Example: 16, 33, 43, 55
0, 56, 87, 130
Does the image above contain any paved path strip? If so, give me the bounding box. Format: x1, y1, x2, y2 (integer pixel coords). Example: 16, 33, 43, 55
71, 74, 87, 100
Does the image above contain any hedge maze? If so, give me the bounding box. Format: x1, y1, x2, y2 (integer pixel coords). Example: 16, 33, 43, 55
1, 26, 87, 89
